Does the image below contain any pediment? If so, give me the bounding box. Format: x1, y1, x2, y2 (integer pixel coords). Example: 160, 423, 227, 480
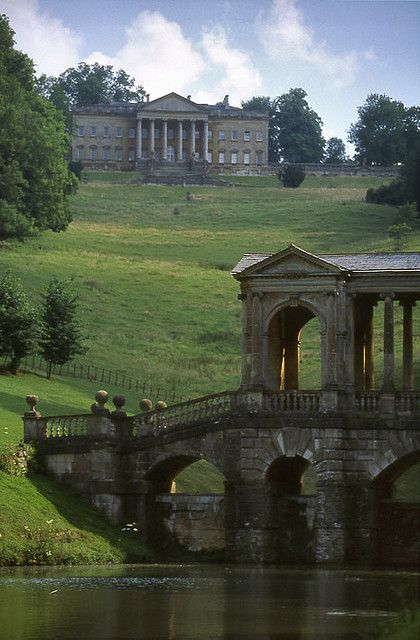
140, 93, 205, 113
235, 245, 345, 279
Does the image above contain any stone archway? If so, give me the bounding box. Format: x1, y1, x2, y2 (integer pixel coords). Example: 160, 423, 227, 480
265, 303, 323, 391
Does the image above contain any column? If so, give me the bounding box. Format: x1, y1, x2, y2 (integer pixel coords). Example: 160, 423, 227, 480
381, 294, 395, 391
326, 291, 337, 387
162, 120, 168, 161
203, 120, 209, 162
178, 120, 183, 161
150, 119, 155, 156
401, 299, 415, 391
190, 120, 196, 157
251, 292, 263, 386
364, 303, 375, 391
136, 119, 142, 160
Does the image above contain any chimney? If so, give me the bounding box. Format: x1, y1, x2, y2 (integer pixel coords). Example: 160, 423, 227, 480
187, 94, 191, 100
223, 95, 229, 107
146, 94, 150, 102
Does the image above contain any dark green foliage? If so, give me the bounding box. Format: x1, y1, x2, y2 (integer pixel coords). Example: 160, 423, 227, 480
241, 96, 279, 163
68, 160, 83, 181
324, 137, 347, 164
278, 165, 305, 188
400, 142, 420, 213
366, 179, 408, 206
0, 271, 38, 374
39, 278, 85, 378
348, 94, 420, 166
0, 15, 76, 240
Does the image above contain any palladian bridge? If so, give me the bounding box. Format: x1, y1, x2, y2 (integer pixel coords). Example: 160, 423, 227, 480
24, 245, 420, 565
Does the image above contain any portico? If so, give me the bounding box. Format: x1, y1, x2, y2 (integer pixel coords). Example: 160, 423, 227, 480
136, 115, 209, 162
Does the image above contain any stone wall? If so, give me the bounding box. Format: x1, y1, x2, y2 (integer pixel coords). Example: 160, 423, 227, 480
282, 163, 401, 177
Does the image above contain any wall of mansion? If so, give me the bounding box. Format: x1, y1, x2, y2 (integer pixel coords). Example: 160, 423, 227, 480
71, 93, 269, 175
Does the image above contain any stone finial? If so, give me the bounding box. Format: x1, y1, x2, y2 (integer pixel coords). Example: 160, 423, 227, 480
140, 398, 153, 412
91, 390, 109, 414
156, 400, 167, 412
112, 395, 127, 418
25, 394, 41, 417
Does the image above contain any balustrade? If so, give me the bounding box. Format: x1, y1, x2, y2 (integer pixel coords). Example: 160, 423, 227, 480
263, 391, 321, 412
42, 415, 90, 438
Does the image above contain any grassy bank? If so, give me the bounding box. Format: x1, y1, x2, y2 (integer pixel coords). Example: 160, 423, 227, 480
0, 472, 154, 566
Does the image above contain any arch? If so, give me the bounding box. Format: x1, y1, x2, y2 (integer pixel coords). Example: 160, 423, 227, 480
265, 455, 317, 496
145, 453, 227, 494
264, 297, 327, 334
265, 300, 323, 391
372, 450, 420, 499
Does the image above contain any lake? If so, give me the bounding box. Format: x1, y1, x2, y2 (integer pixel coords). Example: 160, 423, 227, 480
0, 564, 418, 639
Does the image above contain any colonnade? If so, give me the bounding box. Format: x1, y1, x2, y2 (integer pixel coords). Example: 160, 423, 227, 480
136, 117, 209, 161
354, 294, 416, 392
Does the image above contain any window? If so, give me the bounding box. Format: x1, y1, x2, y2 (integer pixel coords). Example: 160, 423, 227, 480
128, 148, 136, 162
90, 147, 97, 160
77, 146, 84, 160
154, 128, 160, 139
90, 127, 97, 137
256, 150, 263, 165
243, 151, 250, 165
207, 151, 212, 163
219, 151, 225, 164
208, 129, 213, 140
256, 130, 263, 142
244, 131, 250, 141
115, 148, 123, 161
103, 126, 110, 137
129, 127, 135, 139
231, 130, 237, 141
77, 126, 84, 137
219, 130, 225, 140
231, 151, 238, 165
195, 129, 199, 139
103, 147, 110, 161
182, 130, 187, 140
167, 128, 174, 140
116, 126, 123, 138
142, 128, 148, 139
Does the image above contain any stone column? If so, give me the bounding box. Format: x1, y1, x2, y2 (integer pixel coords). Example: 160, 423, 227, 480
178, 120, 183, 161
326, 291, 337, 387
381, 294, 395, 392
150, 119, 155, 155
401, 298, 415, 391
190, 120, 196, 157
162, 120, 168, 161
136, 119, 142, 160
251, 292, 263, 386
203, 120, 209, 161
364, 304, 375, 391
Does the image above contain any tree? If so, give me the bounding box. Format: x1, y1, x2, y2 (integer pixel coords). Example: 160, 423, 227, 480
324, 137, 347, 164
39, 278, 85, 379
0, 14, 76, 241
401, 141, 420, 213
37, 62, 146, 112
277, 165, 305, 188
0, 271, 38, 374
348, 94, 420, 166
274, 88, 325, 163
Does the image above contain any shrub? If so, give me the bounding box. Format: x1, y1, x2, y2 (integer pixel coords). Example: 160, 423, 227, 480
277, 165, 305, 188
388, 222, 412, 250
0, 443, 37, 476
366, 179, 407, 206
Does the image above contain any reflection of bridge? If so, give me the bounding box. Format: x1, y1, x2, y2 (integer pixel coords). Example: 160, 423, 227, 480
24, 246, 420, 565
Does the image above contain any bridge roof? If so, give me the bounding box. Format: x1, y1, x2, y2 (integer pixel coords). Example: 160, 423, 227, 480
232, 247, 420, 276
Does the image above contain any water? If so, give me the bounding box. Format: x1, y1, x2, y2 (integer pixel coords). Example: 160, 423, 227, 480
0, 564, 418, 639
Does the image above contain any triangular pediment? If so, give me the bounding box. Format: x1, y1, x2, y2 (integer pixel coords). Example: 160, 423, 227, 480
140, 92, 206, 113
234, 245, 345, 278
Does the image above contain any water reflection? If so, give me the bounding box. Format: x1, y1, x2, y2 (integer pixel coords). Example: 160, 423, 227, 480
0, 565, 417, 640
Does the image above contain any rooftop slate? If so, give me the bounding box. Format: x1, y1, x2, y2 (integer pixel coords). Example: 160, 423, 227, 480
232, 252, 420, 275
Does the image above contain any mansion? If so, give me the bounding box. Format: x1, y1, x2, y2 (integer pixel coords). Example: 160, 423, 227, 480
71, 92, 269, 175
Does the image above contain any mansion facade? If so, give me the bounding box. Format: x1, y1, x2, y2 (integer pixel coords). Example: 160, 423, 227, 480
71, 92, 269, 175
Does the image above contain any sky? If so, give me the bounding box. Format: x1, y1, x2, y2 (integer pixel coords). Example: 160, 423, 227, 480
3, 0, 420, 151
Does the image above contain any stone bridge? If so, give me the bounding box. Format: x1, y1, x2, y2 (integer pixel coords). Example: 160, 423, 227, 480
23, 245, 420, 565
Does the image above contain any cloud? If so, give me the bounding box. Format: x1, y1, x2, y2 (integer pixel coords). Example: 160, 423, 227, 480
196, 26, 262, 105
256, 0, 360, 88
2, 0, 82, 75
86, 11, 205, 98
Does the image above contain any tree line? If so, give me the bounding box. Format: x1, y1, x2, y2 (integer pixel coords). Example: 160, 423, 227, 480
0, 272, 84, 377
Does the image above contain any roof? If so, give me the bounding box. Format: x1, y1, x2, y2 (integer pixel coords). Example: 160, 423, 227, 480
232, 249, 420, 275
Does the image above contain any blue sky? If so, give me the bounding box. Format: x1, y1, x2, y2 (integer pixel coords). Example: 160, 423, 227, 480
3, 0, 419, 151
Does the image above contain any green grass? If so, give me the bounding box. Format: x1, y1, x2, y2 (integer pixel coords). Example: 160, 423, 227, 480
0, 471, 154, 565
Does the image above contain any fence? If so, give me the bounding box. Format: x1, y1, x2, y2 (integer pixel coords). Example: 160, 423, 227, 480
12, 354, 184, 404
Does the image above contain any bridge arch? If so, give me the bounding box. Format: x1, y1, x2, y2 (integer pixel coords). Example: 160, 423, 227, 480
264, 299, 324, 391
